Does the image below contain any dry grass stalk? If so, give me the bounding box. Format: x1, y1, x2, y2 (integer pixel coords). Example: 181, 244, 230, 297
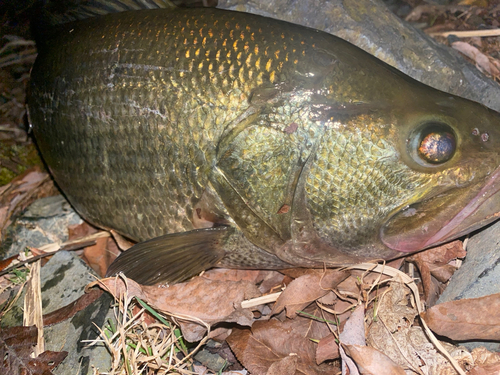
85, 275, 210, 374
431, 29, 500, 38
23, 259, 44, 356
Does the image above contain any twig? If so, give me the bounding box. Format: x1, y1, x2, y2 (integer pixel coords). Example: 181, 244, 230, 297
0, 231, 110, 277
430, 29, 500, 38
241, 292, 282, 309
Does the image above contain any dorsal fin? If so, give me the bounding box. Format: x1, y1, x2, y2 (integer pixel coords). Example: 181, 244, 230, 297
31, 0, 217, 51
40, 0, 177, 26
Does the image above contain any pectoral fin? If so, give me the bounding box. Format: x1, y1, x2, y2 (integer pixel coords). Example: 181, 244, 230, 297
105, 227, 229, 285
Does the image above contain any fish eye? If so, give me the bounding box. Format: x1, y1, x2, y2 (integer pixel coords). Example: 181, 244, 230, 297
410, 122, 456, 165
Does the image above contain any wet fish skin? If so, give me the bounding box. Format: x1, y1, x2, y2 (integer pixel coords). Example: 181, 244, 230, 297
29, 8, 500, 284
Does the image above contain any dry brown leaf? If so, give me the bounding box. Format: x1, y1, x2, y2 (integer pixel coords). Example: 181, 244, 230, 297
339, 304, 365, 346
411, 240, 465, 270
472, 347, 500, 366
421, 293, 500, 340
96, 275, 261, 341
109, 229, 134, 250
67, 222, 98, 240
69, 222, 119, 276
81, 237, 118, 277
0, 325, 67, 375
203, 269, 285, 303
469, 346, 500, 374
408, 240, 465, 304
316, 334, 339, 364
468, 364, 500, 375
366, 280, 454, 373
287, 304, 336, 341
203, 269, 276, 283
43, 288, 103, 327
0, 167, 57, 232
343, 344, 406, 375
272, 269, 348, 318
227, 319, 334, 375
339, 304, 365, 375
452, 41, 500, 77
266, 354, 298, 375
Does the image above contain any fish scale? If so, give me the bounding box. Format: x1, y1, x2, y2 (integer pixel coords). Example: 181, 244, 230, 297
29, 7, 500, 284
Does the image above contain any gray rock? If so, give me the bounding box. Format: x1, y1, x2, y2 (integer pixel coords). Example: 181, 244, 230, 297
1, 251, 113, 374
3, 195, 82, 258
437, 220, 500, 351
195, 340, 233, 372
40, 250, 97, 315
218, 0, 500, 112
45, 291, 114, 375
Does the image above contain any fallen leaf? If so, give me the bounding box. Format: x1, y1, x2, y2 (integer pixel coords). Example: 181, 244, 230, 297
421, 293, 500, 340
227, 319, 334, 375
316, 334, 339, 364
0, 255, 16, 272
339, 304, 365, 375
452, 41, 500, 78
468, 348, 500, 374
272, 269, 348, 318
43, 288, 103, 326
0, 167, 57, 233
110, 229, 134, 250
96, 275, 261, 342
469, 363, 500, 375
407, 240, 465, 305
204, 269, 285, 296
82, 237, 119, 277
67, 222, 98, 240
339, 304, 365, 346
342, 344, 406, 375
0, 325, 67, 375
367, 280, 465, 374
203, 269, 275, 283
472, 347, 500, 366
69, 223, 119, 276
266, 354, 298, 375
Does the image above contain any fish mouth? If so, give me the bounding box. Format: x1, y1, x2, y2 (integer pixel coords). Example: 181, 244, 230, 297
381, 165, 500, 253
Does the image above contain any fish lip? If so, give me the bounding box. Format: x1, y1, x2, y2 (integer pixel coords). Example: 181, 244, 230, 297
422, 165, 500, 247
380, 164, 500, 253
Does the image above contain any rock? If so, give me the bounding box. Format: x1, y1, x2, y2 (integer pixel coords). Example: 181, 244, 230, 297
45, 290, 114, 375
39, 250, 97, 315
2, 195, 82, 258
194, 340, 237, 372
218, 0, 500, 112
437, 220, 500, 351
1, 251, 113, 374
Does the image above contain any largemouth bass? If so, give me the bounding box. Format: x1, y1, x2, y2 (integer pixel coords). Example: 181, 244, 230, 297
28, 7, 500, 285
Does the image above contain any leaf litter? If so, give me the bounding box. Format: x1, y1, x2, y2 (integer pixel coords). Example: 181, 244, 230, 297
402, 0, 500, 82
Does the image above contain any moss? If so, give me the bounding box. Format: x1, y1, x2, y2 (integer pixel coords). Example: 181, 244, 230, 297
0, 140, 43, 186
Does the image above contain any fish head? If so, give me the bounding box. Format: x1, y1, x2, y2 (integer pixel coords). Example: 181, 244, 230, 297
380, 94, 500, 253
281, 82, 500, 266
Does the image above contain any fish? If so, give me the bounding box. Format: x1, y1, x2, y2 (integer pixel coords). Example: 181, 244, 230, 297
28, 6, 500, 285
